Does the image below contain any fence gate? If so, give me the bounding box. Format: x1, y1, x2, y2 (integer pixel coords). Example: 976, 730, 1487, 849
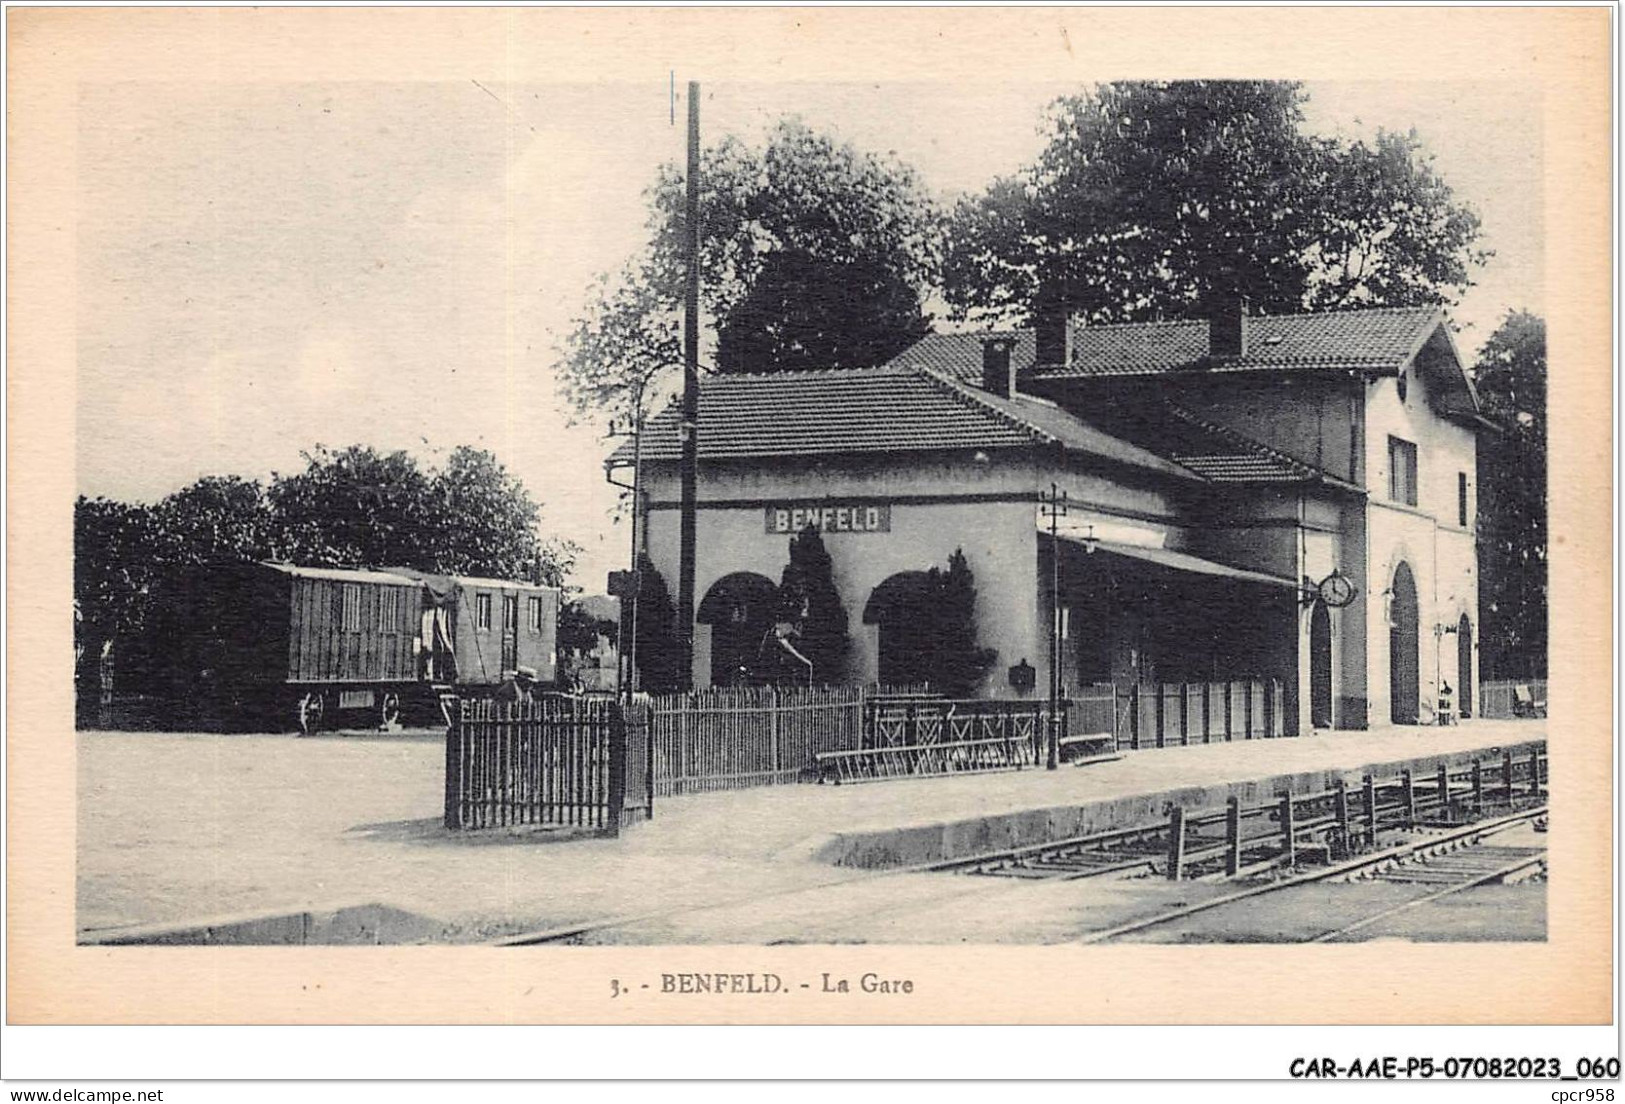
444, 696, 653, 834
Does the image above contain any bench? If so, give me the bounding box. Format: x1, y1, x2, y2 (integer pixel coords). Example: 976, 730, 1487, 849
1512, 684, 1547, 718
1058, 731, 1117, 765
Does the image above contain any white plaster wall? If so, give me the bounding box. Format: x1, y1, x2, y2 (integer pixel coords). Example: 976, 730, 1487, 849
1363, 364, 1481, 724
636, 449, 1187, 696
640, 454, 1049, 694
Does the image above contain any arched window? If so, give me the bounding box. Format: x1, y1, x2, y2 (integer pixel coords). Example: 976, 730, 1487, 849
863, 571, 936, 688
1457, 613, 1474, 719
1310, 599, 1333, 729
697, 572, 779, 687
1389, 562, 1419, 724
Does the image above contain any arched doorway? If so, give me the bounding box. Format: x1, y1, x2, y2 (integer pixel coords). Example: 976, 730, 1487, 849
1457, 613, 1474, 718
1309, 599, 1333, 729
863, 572, 936, 687
697, 572, 778, 687
1389, 562, 1419, 724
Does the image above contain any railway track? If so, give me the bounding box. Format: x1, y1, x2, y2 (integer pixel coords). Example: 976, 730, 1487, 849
932, 748, 1546, 884
492, 748, 1547, 946
1080, 805, 1547, 944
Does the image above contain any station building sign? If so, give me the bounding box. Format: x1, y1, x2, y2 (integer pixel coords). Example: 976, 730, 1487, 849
766, 502, 891, 535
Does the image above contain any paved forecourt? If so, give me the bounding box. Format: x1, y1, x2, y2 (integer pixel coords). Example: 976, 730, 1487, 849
76, 720, 1544, 942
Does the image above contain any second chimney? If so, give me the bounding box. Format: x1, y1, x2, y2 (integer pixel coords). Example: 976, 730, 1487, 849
1034, 306, 1080, 369
1208, 290, 1249, 360
981, 336, 1016, 398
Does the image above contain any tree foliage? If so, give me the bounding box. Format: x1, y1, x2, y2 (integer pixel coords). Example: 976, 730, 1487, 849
555, 118, 941, 423
74, 445, 576, 668
74, 497, 166, 649
943, 81, 1488, 325
925, 549, 998, 697
426, 446, 571, 584
558, 599, 618, 657
624, 552, 683, 694
769, 526, 850, 685
1473, 311, 1547, 678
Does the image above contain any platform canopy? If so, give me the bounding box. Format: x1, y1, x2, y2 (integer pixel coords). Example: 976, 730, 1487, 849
1045, 529, 1299, 591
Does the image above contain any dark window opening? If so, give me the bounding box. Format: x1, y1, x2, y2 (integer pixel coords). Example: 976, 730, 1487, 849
1388, 436, 1418, 506
475, 592, 493, 631
1458, 472, 1469, 528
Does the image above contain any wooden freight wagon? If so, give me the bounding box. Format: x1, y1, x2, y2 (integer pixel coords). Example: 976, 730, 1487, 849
154, 561, 425, 733
434, 575, 559, 687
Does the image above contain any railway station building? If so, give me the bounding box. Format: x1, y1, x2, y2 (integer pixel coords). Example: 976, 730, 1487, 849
610, 300, 1485, 735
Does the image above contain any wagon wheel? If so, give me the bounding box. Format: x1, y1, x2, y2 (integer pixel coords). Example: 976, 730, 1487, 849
379, 691, 402, 728
296, 690, 326, 736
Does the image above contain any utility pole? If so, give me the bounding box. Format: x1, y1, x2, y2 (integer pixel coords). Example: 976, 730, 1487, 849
624, 379, 645, 702
677, 80, 700, 691
1041, 482, 1069, 770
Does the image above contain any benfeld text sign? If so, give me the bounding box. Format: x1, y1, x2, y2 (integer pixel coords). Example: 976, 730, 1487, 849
766, 503, 891, 535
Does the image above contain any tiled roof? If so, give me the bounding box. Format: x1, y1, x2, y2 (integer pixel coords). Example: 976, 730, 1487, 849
882, 306, 1442, 380
1155, 404, 1325, 484
609, 364, 1187, 477
884, 329, 1035, 384
613, 365, 1038, 464
932, 376, 1198, 480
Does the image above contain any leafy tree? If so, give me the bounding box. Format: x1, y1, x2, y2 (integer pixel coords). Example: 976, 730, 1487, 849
943, 80, 1488, 326
625, 552, 682, 694
555, 261, 679, 431
557, 599, 614, 663
267, 445, 438, 570
556, 118, 942, 423
261, 444, 576, 583
152, 475, 275, 565
770, 526, 849, 685
75, 445, 577, 698
428, 446, 567, 584
1474, 311, 1547, 678
926, 549, 997, 696
717, 250, 931, 377
74, 496, 165, 671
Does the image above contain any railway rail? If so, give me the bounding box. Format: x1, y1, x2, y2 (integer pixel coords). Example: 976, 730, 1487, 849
932, 747, 1546, 883
1081, 805, 1547, 944
492, 744, 1547, 946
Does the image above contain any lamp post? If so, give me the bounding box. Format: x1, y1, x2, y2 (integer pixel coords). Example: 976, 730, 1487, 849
1040, 482, 1069, 770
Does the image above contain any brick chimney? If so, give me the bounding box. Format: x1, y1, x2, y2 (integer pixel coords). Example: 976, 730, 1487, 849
1034, 306, 1082, 368
1208, 289, 1249, 360
981, 336, 1017, 398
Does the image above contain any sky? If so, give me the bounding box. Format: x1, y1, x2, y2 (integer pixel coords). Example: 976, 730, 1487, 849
76, 79, 1543, 593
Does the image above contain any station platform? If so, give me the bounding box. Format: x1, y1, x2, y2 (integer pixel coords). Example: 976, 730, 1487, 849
653, 720, 1547, 869
76, 719, 1546, 942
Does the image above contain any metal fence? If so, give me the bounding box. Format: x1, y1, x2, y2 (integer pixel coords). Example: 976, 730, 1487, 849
1478, 679, 1548, 720
818, 696, 1058, 782
647, 684, 868, 796
444, 695, 651, 833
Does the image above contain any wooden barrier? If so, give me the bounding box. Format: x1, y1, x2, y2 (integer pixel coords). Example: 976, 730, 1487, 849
445, 695, 649, 834
648, 685, 866, 796
1155, 747, 1547, 879
1105, 679, 1286, 750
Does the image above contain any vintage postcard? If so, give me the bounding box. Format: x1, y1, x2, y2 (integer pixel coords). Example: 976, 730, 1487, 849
5, 4, 1613, 1048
